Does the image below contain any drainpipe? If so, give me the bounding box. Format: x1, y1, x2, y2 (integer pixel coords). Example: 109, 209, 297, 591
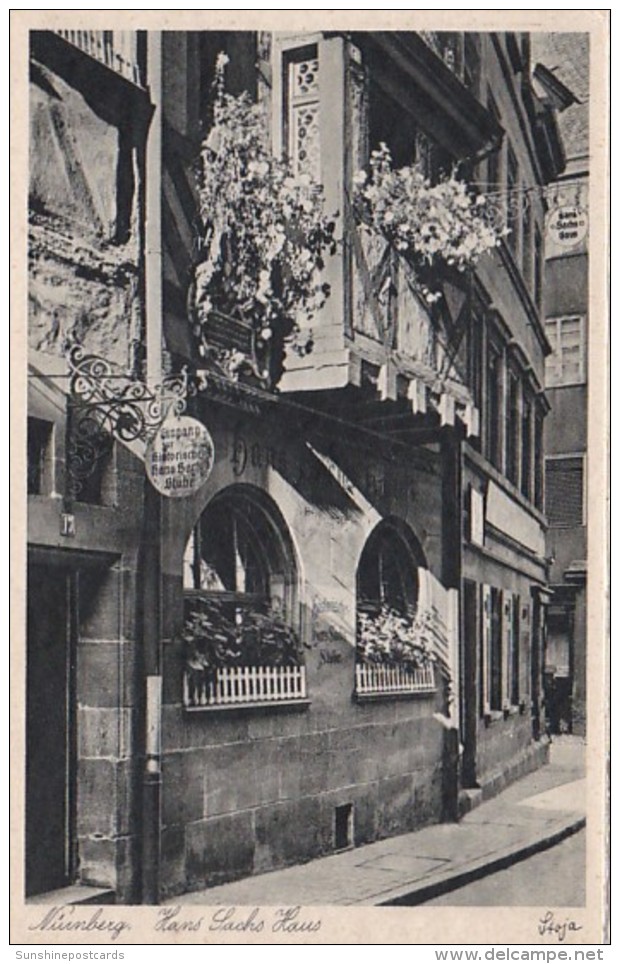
140, 29, 163, 905
440, 420, 464, 822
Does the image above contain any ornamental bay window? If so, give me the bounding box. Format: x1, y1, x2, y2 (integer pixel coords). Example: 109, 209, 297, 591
181, 487, 306, 708
285, 46, 320, 182
355, 521, 436, 698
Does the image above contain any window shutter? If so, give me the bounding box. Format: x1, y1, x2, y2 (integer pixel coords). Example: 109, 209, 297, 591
502, 591, 513, 709
481, 584, 492, 714
545, 456, 584, 527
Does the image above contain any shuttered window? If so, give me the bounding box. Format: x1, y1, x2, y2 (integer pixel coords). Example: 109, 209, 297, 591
545, 456, 585, 527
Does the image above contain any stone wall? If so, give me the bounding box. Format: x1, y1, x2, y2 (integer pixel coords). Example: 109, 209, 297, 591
157, 402, 449, 897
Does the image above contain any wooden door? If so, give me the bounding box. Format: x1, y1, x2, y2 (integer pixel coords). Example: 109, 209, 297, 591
25, 565, 75, 896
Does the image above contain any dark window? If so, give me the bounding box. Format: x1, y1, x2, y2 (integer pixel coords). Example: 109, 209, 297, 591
183, 488, 298, 622
75, 439, 115, 506
521, 396, 532, 501
27, 418, 53, 495
534, 225, 543, 314
534, 406, 545, 510
487, 93, 502, 189
506, 369, 520, 487
489, 588, 503, 711
485, 340, 503, 470
357, 522, 420, 615
463, 33, 481, 98
545, 456, 585, 527
506, 146, 520, 261
522, 202, 533, 289
369, 81, 417, 169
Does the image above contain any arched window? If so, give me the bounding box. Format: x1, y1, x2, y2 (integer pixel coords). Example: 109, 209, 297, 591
181, 488, 306, 708
355, 520, 435, 698
356, 520, 422, 617
183, 486, 297, 618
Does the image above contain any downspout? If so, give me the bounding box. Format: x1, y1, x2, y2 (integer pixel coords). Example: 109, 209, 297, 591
440, 420, 465, 822
140, 29, 163, 905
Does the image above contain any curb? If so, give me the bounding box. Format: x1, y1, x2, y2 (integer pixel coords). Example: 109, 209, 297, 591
374, 816, 586, 906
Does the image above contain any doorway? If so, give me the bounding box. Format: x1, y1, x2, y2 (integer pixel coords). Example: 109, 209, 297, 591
25, 565, 76, 896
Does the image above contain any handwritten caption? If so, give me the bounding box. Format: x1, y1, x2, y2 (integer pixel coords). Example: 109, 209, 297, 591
29, 905, 322, 941
537, 911, 583, 943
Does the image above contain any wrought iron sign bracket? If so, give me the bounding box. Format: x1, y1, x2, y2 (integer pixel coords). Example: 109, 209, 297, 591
65, 344, 204, 503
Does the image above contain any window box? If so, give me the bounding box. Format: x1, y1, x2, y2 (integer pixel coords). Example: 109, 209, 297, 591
354, 662, 435, 699
184, 664, 307, 710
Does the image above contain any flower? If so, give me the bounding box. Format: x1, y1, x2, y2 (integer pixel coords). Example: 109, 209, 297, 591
191, 53, 338, 385
353, 144, 504, 300
356, 604, 439, 672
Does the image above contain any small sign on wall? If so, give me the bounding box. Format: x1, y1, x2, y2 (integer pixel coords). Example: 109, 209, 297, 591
469, 486, 485, 547
546, 205, 588, 249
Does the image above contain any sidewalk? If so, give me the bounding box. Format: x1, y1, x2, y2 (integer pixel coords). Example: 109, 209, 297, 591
168, 736, 586, 907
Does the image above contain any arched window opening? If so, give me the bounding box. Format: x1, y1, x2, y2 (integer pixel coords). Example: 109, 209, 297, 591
355, 520, 436, 698
181, 487, 306, 709
357, 523, 419, 617
183, 487, 295, 617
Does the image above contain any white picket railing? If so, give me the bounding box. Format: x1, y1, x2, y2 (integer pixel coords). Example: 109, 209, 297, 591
53, 30, 143, 87
355, 662, 436, 697
184, 665, 307, 709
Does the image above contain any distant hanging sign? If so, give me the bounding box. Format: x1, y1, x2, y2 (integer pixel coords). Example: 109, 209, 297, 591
146, 416, 214, 497
546, 205, 588, 249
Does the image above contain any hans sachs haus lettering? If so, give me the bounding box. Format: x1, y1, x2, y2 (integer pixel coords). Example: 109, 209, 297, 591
146, 416, 214, 497
547, 206, 588, 248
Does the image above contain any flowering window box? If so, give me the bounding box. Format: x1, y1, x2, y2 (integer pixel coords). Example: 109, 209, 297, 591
355, 662, 436, 699
184, 664, 307, 710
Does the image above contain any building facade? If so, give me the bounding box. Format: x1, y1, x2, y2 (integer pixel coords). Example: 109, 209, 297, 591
533, 34, 589, 736
26, 28, 570, 903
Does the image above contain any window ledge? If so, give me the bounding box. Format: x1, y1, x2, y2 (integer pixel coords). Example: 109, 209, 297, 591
354, 690, 436, 704
184, 698, 311, 715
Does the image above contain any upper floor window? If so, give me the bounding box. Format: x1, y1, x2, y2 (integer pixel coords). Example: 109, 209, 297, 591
545, 455, 585, 527
463, 33, 482, 98
27, 418, 53, 495
534, 405, 545, 511
534, 225, 544, 314
285, 46, 320, 182
485, 339, 503, 471
486, 93, 502, 189
545, 316, 586, 387
522, 202, 533, 291
506, 145, 520, 262
520, 394, 533, 502
505, 367, 520, 488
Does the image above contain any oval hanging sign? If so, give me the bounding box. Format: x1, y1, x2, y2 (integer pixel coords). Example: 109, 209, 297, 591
146, 416, 214, 498
546, 205, 588, 249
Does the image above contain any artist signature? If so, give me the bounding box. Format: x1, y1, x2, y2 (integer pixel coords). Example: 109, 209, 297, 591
538, 911, 583, 942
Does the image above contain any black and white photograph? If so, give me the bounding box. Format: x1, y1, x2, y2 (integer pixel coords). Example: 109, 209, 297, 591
11, 9, 609, 947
